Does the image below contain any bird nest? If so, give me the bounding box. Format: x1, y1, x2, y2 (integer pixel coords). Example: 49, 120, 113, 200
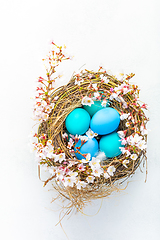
32, 43, 148, 216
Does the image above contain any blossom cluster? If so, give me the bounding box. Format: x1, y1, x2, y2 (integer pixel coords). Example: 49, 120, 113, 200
33, 42, 70, 123
42, 156, 116, 189
109, 82, 133, 108
117, 112, 148, 168
31, 131, 116, 189
82, 95, 108, 108
33, 96, 55, 123
32, 43, 148, 192
76, 71, 141, 112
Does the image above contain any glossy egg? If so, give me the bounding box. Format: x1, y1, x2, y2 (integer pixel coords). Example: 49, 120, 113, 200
74, 137, 98, 160
83, 100, 109, 117
65, 108, 91, 135
99, 132, 123, 158
90, 107, 120, 135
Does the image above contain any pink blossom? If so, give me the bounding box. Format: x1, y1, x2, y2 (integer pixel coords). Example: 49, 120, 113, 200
78, 163, 85, 171
110, 87, 114, 92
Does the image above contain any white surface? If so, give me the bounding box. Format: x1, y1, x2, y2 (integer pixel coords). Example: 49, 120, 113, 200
0, 0, 160, 239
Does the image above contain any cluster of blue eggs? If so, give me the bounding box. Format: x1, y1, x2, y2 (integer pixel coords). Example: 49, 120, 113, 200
65, 101, 123, 160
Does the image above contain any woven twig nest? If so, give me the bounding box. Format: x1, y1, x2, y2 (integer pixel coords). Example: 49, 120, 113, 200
32, 43, 148, 215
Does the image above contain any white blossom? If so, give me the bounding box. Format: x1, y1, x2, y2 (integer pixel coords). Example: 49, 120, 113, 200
56, 169, 64, 180
101, 100, 107, 107
120, 113, 130, 120
46, 139, 52, 145
107, 165, 116, 176
50, 102, 55, 108
120, 138, 127, 145
86, 128, 98, 138
69, 171, 78, 179
76, 180, 87, 190
125, 122, 130, 127
119, 147, 131, 157
92, 167, 103, 177
89, 157, 101, 169
45, 105, 52, 114
117, 131, 125, 139
130, 154, 138, 160
140, 125, 148, 135
37, 143, 43, 148
34, 107, 43, 117
122, 160, 129, 168
110, 93, 121, 102
55, 153, 65, 163
92, 83, 98, 90
93, 92, 100, 99
103, 172, 110, 179
82, 96, 94, 106
46, 145, 55, 158
127, 134, 142, 145
67, 138, 74, 149
41, 100, 47, 107
63, 177, 75, 187
41, 112, 49, 120
137, 140, 147, 150
86, 175, 95, 183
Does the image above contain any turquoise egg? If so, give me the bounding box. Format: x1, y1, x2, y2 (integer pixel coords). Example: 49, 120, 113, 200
99, 132, 123, 158
65, 108, 91, 135
90, 107, 120, 135
74, 137, 98, 160
83, 100, 109, 117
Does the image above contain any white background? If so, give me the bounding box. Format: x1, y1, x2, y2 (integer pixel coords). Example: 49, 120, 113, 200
0, 0, 160, 239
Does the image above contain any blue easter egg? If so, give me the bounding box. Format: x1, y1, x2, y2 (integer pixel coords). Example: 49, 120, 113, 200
74, 137, 98, 160
83, 100, 109, 117
90, 107, 120, 135
65, 108, 91, 135
99, 132, 123, 158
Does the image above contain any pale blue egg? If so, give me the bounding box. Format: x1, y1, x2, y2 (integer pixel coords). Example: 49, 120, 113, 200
90, 107, 120, 135
65, 108, 91, 135
83, 100, 109, 117
74, 137, 98, 160
99, 132, 123, 158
